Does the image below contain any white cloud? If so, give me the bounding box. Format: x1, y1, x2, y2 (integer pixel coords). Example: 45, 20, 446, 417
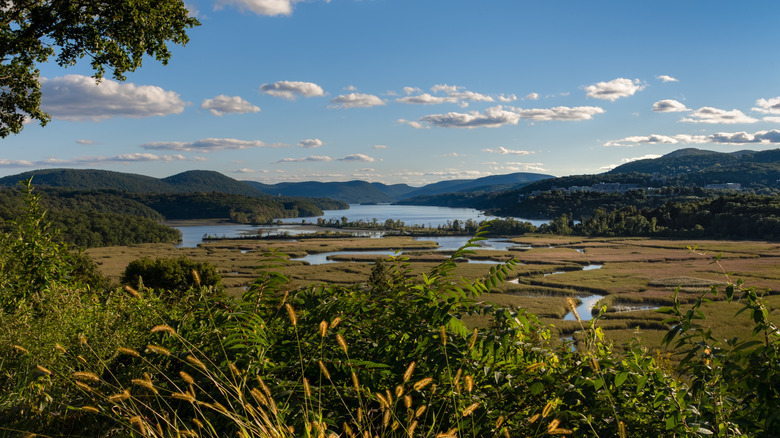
0, 153, 188, 168
653, 99, 688, 112
525, 92, 539, 100
656, 75, 679, 83
143, 138, 287, 152
277, 155, 333, 163
41, 75, 186, 121
516, 106, 605, 121
259, 81, 325, 100
416, 105, 605, 128
214, 0, 302, 16
482, 147, 533, 155
396, 93, 458, 105
497, 94, 518, 103
419, 106, 523, 128
397, 118, 427, 129
339, 153, 375, 162
298, 138, 324, 148
680, 107, 758, 124
431, 84, 459, 94
76, 139, 95, 145
232, 168, 256, 174
201, 95, 260, 116
373, 144, 388, 149
605, 130, 780, 146
329, 93, 385, 108
584, 78, 646, 101
600, 154, 665, 171
753, 97, 780, 114
403, 86, 421, 95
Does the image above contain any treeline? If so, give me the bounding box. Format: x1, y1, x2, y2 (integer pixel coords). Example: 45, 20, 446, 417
0, 183, 349, 248
549, 193, 780, 240
130, 192, 346, 223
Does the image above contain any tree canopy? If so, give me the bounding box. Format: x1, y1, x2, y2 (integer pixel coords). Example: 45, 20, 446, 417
0, 0, 199, 137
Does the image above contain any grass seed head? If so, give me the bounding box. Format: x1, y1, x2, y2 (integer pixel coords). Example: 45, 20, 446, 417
319, 320, 328, 337
318, 360, 331, 380
566, 297, 580, 322
462, 402, 479, 417
151, 325, 177, 336
108, 390, 131, 402
330, 316, 342, 328
145, 344, 171, 356
413, 377, 433, 391
118, 347, 141, 358
285, 303, 297, 326
465, 375, 473, 393
35, 365, 52, 376
124, 285, 141, 299
73, 372, 100, 382
336, 334, 348, 354
13, 345, 29, 354
351, 372, 360, 392
187, 355, 208, 371
54, 343, 66, 354
81, 406, 99, 414
172, 392, 196, 403
542, 401, 554, 418
403, 361, 416, 383
180, 371, 195, 384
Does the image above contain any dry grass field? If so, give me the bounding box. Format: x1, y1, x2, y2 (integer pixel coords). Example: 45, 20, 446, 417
86, 233, 779, 351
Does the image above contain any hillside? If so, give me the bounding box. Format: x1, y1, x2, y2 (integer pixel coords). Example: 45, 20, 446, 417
0, 168, 176, 192
244, 172, 553, 204
161, 170, 267, 196
243, 180, 408, 203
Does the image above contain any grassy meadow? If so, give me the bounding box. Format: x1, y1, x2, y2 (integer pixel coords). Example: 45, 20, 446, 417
86, 230, 780, 353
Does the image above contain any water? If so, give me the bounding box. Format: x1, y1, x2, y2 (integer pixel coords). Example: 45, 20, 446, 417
172, 205, 546, 248
276, 204, 547, 228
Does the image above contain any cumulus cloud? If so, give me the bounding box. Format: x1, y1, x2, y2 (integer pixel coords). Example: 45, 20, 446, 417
259, 81, 325, 100
0, 153, 187, 168
753, 97, 780, 114
232, 168, 256, 174
339, 153, 375, 162
419, 106, 523, 128
653, 99, 688, 112
298, 138, 324, 148
396, 93, 458, 105
605, 130, 780, 146
482, 147, 533, 155
277, 155, 333, 163
414, 105, 604, 128
76, 139, 95, 145
41, 75, 186, 121
214, 0, 303, 16
329, 93, 385, 108
525, 92, 539, 100
142, 138, 287, 152
373, 144, 388, 149
656, 75, 679, 83
201, 95, 260, 116
431, 84, 459, 94
516, 106, 605, 121
398, 85, 516, 108
584, 78, 646, 101
680, 107, 758, 124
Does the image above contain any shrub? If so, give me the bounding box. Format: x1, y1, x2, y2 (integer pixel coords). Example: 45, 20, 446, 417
120, 256, 222, 300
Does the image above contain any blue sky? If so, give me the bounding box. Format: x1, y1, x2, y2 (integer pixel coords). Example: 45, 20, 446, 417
4, 0, 780, 186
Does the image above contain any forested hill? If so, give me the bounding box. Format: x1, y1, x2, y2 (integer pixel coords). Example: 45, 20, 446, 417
243, 172, 555, 203
608, 148, 780, 175
0, 168, 269, 196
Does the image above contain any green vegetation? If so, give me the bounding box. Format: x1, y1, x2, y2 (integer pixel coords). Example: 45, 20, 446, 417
121, 256, 223, 300
1, 1, 198, 137
1, 183, 778, 437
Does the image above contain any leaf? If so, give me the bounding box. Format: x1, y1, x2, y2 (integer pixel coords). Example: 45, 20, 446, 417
614, 371, 628, 388
530, 381, 544, 396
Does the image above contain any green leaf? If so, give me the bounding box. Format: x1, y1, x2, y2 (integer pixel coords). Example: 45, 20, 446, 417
615, 371, 628, 388
530, 381, 544, 396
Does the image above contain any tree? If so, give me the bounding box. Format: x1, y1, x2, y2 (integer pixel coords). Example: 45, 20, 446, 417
0, 0, 199, 137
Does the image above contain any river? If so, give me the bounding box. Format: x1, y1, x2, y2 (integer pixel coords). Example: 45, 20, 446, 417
172, 204, 547, 248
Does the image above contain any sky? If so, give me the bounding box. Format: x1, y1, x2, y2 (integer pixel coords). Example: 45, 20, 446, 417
3, 0, 780, 186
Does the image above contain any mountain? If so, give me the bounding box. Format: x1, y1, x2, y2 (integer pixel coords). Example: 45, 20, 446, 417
243, 172, 554, 204
0, 168, 176, 192
242, 180, 410, 203
608, 148, 780, 176
161, 170, 267, 196
402, 172, 554, 199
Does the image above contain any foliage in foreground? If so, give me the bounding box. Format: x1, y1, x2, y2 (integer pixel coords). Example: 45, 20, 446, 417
0, 184, 778, 437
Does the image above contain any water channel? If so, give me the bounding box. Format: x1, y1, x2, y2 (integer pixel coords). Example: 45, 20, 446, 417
169, 206, 624, 320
